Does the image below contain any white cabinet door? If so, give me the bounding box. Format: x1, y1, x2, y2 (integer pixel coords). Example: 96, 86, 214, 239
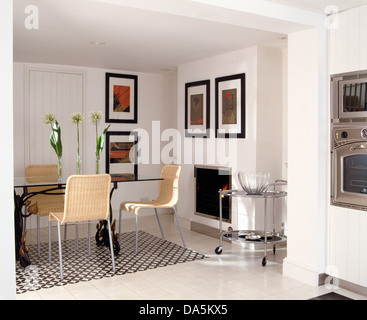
329, 5, 367, 74
25, 68, 85, 176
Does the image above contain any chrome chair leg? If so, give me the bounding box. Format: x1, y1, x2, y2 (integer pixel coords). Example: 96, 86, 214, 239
135, 215, 139, 255
118, 208, 122, 244
57, 221, 63, 281
37, 216, 40, 257
48, 221, 52, 262
173, 205, 186, 248
107, 218, 116, 274
88, 222, 91, 256
75, 224, 79, 252
154, 208, 165, 239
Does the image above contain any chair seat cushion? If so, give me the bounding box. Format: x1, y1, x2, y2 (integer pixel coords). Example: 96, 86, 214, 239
120, 200, 172, 215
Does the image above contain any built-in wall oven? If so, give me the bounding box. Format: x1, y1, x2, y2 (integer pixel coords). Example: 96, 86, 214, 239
331, 125, 367, 210
331, 70, 367, 121
331, 70, 367, 211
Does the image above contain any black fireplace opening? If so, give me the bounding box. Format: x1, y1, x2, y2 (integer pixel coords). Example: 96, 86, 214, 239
195, 166, 232, 223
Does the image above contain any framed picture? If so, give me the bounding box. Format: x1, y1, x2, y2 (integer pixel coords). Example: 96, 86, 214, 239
105, 131, 138, 178
105, 73, 138, 123
215, 73, 246, 138
185, 80, 210, 138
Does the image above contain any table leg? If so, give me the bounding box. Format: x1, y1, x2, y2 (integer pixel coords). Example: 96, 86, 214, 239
95, 182, 120, 254
14, 191, 31, 268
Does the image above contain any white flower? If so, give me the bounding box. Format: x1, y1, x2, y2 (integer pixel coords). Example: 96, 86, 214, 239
88, 111, 103, 124
42, 112, 56, 125
70, 112, 83, 124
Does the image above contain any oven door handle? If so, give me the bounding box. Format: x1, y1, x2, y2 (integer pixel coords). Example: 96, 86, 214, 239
350, 144, 367, 151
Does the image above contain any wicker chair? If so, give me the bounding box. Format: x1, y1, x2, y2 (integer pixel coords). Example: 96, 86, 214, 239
49, 174, 115, 280
25, 165, 64, 258
119, 165, 186, 254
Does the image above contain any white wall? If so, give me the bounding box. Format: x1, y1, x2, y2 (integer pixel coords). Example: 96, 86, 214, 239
256, 46, 283, 177
0, 0, 16, 300
256, 46, 285, 232
283, 27, 328, 286
177, 46, 257, 232
13, 62, 177, 229
327, 5, 367, 288
176, 45, 286, 232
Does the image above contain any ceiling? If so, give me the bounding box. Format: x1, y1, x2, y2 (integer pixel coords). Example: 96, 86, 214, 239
13, 0, 367, 74
266, 0, 367, 13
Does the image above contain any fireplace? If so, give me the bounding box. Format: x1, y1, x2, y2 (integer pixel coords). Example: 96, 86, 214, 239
194, 165, 232, 223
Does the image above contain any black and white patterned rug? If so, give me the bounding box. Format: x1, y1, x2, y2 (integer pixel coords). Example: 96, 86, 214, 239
16, 231, 206, 294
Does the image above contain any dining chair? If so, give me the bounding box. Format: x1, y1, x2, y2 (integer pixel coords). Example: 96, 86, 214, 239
119, 165, 186, 255
49, 174, 115, 281
25, 164, 64, 258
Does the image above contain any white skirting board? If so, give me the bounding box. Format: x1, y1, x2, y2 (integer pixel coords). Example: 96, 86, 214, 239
283, 257, 321, 287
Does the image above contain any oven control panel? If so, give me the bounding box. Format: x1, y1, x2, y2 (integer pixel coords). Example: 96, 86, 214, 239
334, 127, 367, 142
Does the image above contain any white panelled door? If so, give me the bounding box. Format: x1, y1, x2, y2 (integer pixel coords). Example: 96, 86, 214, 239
25, 68, 85, 176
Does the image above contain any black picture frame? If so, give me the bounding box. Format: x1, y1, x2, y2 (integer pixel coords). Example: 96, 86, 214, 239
185, 79, 210, 138
215, 73, 246, 138
105, 131, 138, 177
105, 73, 138, 123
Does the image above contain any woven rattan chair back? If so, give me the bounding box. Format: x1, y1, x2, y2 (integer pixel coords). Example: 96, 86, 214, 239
155, 165, 181, 207
26, 165, 64, 217
61, 174, 111, 224
26, 164, 59, 179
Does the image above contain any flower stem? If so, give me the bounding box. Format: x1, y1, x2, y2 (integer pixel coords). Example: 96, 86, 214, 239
58, 156, 62, 178
51, 121, 62, 176
77, 123, 80, 174
95, 122, 99, 174
50, 123, 57, 150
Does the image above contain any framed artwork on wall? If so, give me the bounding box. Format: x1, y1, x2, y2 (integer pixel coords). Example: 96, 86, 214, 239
215, 73, 246, 138
105, 131, 138, 178
185, 79, 210, 138
105, 73, 138, 123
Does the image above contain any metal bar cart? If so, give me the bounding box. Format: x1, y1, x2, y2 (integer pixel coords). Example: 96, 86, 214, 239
215, 180, 287, 266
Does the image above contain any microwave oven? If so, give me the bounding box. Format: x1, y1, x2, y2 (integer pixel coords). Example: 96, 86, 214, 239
331, 70, 367, 121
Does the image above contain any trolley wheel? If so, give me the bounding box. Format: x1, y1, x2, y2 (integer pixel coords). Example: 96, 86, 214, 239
215, 246, 223, 255
262, 257, 267, 267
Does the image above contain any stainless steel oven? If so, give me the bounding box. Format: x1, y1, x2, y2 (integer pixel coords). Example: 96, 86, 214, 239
331, 125, 367, 210
331, 70, 367, 121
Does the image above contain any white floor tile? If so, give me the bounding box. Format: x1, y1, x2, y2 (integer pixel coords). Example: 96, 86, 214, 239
235, 286, 273, 300
36, 285, 76, 300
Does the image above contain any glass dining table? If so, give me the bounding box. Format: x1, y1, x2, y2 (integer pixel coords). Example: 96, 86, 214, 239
13, 173, 162, 268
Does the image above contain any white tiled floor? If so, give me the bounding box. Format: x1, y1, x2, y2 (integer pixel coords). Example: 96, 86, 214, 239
16, 213, 367, 300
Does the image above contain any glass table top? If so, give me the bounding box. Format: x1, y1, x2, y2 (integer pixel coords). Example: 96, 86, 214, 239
14, 174, 162, 188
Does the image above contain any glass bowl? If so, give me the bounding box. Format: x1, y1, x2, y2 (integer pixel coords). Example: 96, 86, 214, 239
238, 171, 269, 195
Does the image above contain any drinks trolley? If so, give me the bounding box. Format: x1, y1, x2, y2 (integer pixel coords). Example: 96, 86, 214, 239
215, 180, 287, 266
